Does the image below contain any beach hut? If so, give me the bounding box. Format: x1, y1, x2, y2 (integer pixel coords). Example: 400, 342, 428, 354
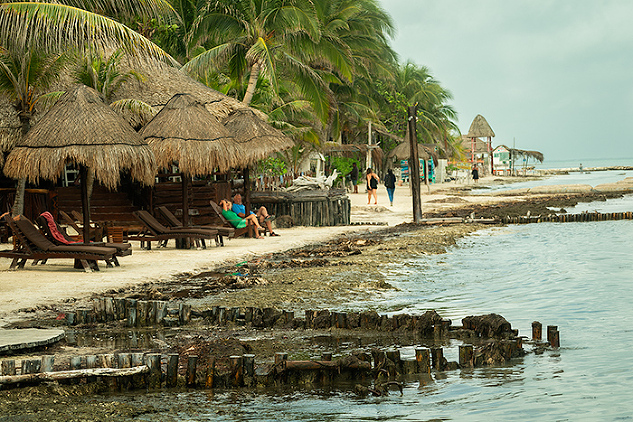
3, 84, 156, 243
387, 142, 438, 183
139, 93, 242, 229
465, 114, 496, 175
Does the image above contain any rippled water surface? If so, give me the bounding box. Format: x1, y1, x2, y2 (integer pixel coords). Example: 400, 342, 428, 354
117, 174, 633, 421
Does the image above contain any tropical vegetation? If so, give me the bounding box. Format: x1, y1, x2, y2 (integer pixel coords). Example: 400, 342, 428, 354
0, 0, 463, 194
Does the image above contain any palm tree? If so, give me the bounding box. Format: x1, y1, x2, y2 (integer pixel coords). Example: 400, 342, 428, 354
0, 0, 178, 215
181, 0, 326, 115
0, 41, 69, 215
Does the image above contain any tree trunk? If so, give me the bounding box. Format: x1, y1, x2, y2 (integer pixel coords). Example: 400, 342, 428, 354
11, 115, 31, 217
242, 61, 261, 105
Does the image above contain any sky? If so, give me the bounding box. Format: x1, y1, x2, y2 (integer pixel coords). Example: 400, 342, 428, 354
377, 0, 633, 165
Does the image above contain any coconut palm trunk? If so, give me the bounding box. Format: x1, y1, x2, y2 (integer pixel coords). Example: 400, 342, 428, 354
10, 114, 31, 217
242, 61, 261, 106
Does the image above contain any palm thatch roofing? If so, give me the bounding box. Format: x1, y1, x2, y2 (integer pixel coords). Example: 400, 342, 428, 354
112, 63, 264, 121
323, 142, 384, 164
3, 84, 156, 189
139, 93, 242, 175
497, 144, 544, 162
466, 114, 495, 138
0, 62, 265, 152
387, 142, 437, 163
222, 109, 295, 166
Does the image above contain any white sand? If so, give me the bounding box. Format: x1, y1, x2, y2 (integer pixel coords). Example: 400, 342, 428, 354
0, 175, 537, 325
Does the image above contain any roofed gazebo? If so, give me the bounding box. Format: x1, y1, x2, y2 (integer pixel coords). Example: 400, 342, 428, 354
465, 114, 496, 175
139, 93, 242, 231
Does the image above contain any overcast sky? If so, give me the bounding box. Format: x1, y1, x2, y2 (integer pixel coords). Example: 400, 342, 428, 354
377, 0, 633, 165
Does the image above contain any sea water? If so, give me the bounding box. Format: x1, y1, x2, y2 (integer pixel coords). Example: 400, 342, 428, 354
121, 174, 633, 421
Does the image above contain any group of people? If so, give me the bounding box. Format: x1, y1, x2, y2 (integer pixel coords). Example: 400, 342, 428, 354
347, 163, 397, 206
218, 193, 279, 239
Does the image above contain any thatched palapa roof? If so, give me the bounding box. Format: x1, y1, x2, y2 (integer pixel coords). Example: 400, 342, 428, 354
461, 134, 490, 154
112, 64, 264, 122
222, 109, 295, 166
139, 93, 242, 175
3, 85, 156, 189
497, 144, 544, 162
388, 142, 437, 164
466, 114, 495, 138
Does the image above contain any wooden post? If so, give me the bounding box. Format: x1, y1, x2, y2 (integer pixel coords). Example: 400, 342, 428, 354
179, 303, 191, 325
126, 299, 137, 327
186, 355, 198, 387
86, 355, 97, 369
41, 355, 55, 372
166, 354, 179, 387
104, 297, 115, 321
138, 301, 149, 326
408, 106, 422, 223
431, 347, 444, 371
230, 355, 243, 387
145, 354, 162, 389
1, 360, 16, 375
532, 321, 542, 341
458, 345, 474, 367
547, 325, 558, 345
79, 165, 91, 244
415, 348, 430, 373
205, 357, 215, 388
244, 166, 251, 215
70, 356, 82, 370
115, 298, 126, 320
243, 354, 255, 386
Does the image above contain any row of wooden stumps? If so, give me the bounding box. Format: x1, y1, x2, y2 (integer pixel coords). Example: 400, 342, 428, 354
66, 298, 191, 327
501, 211, 633, 225
0, 342, 519, 391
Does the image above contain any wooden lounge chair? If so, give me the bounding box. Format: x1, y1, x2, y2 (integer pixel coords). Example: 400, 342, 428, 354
156, 206, 234, 247
130, 210, 218, 250
35, 212, 132, 267
0, 213, 118, 272
209, 200, 265, 238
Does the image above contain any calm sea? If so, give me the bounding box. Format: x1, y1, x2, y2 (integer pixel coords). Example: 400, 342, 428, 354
118, 172, 633, 421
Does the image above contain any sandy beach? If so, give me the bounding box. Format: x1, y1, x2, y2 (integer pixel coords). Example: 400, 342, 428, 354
1, 173, 631, 327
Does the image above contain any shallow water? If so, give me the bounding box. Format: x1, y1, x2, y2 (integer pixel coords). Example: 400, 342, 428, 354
97, 175, 633, 421
474, 169, 633, 194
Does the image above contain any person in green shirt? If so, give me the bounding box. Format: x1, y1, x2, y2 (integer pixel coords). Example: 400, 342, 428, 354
219, 199, 264, 239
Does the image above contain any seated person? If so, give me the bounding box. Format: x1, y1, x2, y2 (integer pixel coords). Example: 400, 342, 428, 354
232, 193, 279, 236
219, 199, 264, 239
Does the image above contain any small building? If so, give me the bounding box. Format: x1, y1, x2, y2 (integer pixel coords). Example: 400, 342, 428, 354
493, 145, 511, 175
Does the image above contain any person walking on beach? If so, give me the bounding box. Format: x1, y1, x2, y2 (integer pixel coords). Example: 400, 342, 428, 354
384, 169, 396, 206
347, 162, 359, 193
471, 165, 479, 183
366, 168, 380, 205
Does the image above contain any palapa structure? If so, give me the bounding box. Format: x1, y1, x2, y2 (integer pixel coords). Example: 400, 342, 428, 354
222, 108, 294, 166
388, 142, 436, 163
3, 84, 156, 242
464, 114, 496, 174
139, 93, 242, 227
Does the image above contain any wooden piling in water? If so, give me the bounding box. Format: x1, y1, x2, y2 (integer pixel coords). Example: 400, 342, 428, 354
532, 321, 542, 341
431, 347, 444, 371
205, 357, 215, 388
547, 325, 558, 345
230, 355, 243, 387
458, 345, 474, 367
415, 348, 431, 373
166, 354, 179, 387
145, 354, 162, 388
186, 355, 198, 386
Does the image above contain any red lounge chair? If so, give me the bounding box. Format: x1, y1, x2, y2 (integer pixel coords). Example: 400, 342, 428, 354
0, 213, 118, 272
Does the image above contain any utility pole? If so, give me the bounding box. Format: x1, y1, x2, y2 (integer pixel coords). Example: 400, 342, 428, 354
408, 106, 422, 223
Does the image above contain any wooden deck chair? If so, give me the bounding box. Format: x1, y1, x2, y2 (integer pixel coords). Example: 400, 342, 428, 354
130, 210, 218, 250
156, 206, 234, 247
0, 213, 118, 272
209, 200, 265, 238
36, 212, 132, 267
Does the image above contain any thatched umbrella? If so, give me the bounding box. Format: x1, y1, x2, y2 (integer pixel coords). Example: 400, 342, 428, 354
139, 93, 242, 226
3, 84, 156, 243
222, 109, 294, 166
388, 142, 436, 163
466, 114, 496, 138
